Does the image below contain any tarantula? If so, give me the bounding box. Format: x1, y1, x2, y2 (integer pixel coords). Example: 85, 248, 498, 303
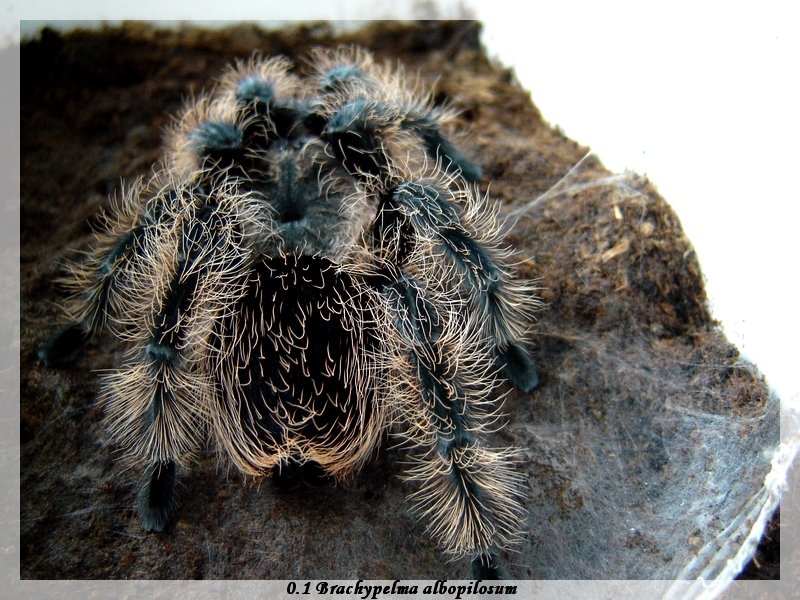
40, 47, 539, 578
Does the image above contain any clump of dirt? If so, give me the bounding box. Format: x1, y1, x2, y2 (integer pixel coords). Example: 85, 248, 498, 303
19, 20, 778, 580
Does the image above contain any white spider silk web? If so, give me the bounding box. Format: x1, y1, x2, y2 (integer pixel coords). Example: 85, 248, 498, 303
508, 155, 797, 596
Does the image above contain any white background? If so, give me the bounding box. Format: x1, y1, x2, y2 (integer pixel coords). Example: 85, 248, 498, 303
7, 1, 798, 407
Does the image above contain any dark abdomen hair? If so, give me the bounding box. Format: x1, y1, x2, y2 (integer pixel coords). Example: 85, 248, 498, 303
212, 254, 384, 479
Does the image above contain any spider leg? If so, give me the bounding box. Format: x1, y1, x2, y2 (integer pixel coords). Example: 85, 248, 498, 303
38, 180, 188, 367
471, 550, 507, 580
167, 55, 304, 184
397, 106, 483, 183
321, 98, 482, 182
100, 184, 256, 531
38, 322, 95, 367
137, 460, 177, 533
379, 180, 539, 392
376, 268, 525, 570
309, 48, 481, 182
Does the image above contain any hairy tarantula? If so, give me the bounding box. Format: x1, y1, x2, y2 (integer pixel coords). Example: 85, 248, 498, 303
40, 47, 540, 578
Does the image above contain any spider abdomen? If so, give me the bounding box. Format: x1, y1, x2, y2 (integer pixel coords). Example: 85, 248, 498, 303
212, 254, 383, 479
